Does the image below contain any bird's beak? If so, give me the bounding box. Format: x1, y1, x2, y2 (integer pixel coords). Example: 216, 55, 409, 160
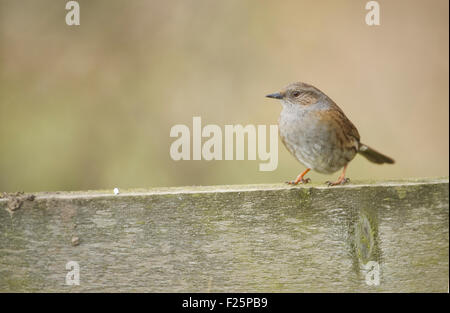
266, 92, 283, 99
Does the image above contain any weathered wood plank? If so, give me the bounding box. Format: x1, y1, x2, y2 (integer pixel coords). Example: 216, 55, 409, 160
0, 178, 448, 292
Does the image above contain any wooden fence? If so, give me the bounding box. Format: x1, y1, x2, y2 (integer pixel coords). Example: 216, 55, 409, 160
0, 178, 448, 292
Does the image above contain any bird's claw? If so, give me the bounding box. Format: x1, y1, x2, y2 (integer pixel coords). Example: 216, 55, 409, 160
325, 178, 350, 187
286, 178, 311, 185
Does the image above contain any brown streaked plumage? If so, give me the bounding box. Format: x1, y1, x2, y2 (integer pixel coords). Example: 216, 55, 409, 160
266, 82, 394, 186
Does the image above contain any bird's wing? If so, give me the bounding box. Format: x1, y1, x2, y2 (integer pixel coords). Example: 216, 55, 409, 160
313, 104, 361, 151
331, 105, 360, 143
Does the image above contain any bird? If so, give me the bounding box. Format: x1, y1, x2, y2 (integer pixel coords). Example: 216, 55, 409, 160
266, 82, 394, 186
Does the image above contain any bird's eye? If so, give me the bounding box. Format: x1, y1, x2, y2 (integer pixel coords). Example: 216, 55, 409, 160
292, 91, 300, 97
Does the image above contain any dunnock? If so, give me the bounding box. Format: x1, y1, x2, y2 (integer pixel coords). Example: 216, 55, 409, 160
266, 82, 394, 186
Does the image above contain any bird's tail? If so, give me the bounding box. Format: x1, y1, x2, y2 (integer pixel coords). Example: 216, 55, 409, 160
358, 143, 395, 164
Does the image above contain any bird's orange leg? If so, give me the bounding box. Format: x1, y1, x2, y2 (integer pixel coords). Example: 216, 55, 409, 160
326, 164, 350, 186
287, 168, 311, 185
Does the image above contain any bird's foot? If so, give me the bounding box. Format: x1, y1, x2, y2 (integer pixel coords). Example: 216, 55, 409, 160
325, 178, 350, 187
286, 178, 311, 185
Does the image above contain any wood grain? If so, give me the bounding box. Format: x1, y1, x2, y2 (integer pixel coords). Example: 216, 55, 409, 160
0, 178, 448, 292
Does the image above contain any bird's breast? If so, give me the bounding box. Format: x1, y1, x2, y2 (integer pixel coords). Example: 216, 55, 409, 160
278, 108, 355, 174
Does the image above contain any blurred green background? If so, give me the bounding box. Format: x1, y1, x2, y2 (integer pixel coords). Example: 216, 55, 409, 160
0, 0, 448, 192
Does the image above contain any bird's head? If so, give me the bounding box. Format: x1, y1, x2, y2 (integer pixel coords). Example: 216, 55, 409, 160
266, 82, 324, 108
